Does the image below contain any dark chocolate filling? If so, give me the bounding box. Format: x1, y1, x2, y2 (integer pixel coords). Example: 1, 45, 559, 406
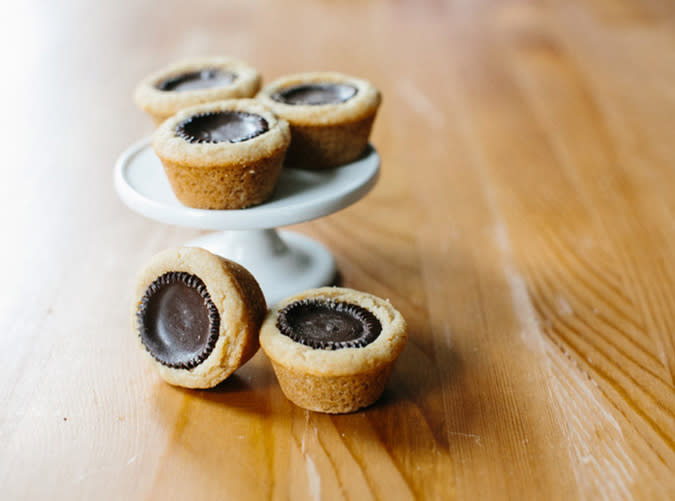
276, 299, 382, 350
271, 83, 357, 105
176, 111, 269, 144
136, 272, 219, 369
156, 68, 236, 92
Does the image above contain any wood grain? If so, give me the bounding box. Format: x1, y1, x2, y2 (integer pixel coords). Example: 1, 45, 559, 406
1, 0, 674, 499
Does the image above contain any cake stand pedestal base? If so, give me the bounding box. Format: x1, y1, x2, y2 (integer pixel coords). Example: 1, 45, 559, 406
187, 229, 336, 306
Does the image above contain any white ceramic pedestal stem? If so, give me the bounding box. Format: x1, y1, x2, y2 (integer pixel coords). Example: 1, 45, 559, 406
186, 229, 337, 306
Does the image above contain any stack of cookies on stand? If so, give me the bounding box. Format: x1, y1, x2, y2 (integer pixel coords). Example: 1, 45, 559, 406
135, 56, 382, 209
131, 56, 406, 413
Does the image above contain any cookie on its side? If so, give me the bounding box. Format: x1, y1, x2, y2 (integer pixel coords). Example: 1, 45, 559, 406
132, 247, 266, 389
152, 99, 291, 210
134, 56, 262, 126
256, 72, 381, 170
260, 287, 407, 413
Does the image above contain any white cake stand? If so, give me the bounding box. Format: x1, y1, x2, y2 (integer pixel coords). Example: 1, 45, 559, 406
114, 138, 380, 305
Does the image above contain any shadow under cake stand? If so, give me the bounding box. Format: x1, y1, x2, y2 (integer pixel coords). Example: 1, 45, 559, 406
114, 138, 380, 305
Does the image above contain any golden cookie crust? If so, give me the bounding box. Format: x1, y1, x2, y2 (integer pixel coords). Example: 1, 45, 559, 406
260, 287, 407, 413
134, 56, 262, 125
132, 247, 266, 389
256, 73, 381, 169
152, 99, 291, 209
256, 72, 381, 126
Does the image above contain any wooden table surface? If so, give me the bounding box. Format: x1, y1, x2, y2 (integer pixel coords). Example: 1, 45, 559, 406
3, 0, 675, 499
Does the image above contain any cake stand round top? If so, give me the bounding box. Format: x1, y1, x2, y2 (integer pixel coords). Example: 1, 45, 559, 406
114, 138, 380, 230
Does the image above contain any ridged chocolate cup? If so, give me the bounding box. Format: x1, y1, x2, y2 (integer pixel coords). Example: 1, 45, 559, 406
134, 56, 262, 127
256, 72, 381, 170
152, 99, 291, 210
260, 287, 407, 414
132, 247, 266, 389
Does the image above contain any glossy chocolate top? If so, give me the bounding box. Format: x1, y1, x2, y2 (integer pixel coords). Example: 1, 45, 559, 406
276, 299, 382, 350
271, 82, 357, 105
137, 272, 219, 369
176, 111, 269, 144
156, 69, 236, 92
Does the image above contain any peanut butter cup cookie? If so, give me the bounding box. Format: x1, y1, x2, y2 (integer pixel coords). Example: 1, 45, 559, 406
256, 72, 381, 169
152, 99, 291, 209
132, 247, 266, 389
260, 287, 407, 413
135, 57, 262, 125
